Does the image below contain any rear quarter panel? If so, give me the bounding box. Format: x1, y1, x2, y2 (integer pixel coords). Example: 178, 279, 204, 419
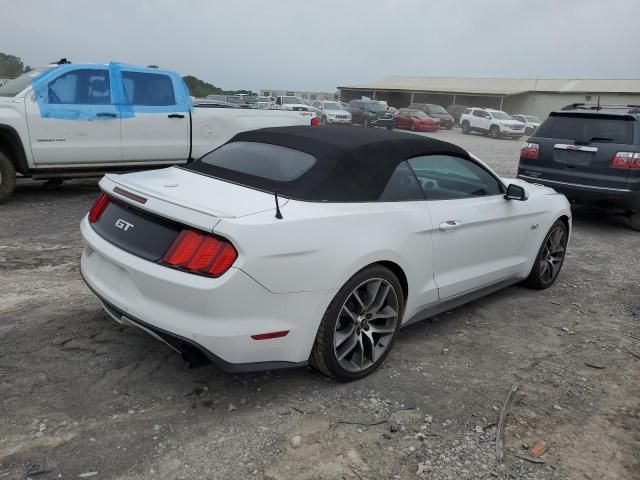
213, 200, 436, 299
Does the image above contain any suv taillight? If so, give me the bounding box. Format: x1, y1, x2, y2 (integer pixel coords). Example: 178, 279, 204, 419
311, 117, 319, 126
611, 152, 640, 169
161, 229, 237, 277
89, 192, 111, 223
520, 142, 540, 159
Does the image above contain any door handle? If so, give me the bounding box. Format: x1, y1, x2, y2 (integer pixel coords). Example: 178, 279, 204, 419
96, 112, 118, 118
439, 220, 462, 232
168, 113, 185, 119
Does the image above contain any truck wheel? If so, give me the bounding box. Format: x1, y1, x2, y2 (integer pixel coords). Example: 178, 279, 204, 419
0, 150, 17, 204
461, 121, 470, 134
489, 125, 500, 139
364, 119, 371, 128
629, 212, 640, 231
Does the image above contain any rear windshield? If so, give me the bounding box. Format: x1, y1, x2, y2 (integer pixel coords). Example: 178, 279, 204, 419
193, 141, 316, 182
535, 114, 635, 144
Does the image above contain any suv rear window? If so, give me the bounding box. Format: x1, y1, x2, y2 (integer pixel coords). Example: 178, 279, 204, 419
535, 114, 635, 144
195, 141, 316, 182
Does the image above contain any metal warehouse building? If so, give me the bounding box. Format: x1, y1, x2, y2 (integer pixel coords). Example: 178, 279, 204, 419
338, 77, 640, 119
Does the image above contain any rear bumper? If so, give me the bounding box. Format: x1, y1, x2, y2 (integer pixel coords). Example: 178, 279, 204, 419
327, 117, 351, 125
416, 124, 439, 132
500, 129, 524, 137
517, 173, 640, 211
80, 217, 334, 371
370, 118, 395, 127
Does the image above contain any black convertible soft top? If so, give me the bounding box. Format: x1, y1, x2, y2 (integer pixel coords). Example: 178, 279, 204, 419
187, 126, 471, 202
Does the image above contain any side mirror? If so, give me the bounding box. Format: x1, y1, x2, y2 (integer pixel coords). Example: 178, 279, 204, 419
504, 184, 528, 201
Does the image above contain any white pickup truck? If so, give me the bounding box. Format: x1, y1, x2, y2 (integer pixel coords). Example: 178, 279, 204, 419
0, 62, 318, 203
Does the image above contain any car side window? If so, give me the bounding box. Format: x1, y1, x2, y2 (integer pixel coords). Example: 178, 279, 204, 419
472, 110, 484, 118
407, 155, 503, 200
48, 69, 111, 105
379, 161, 425, 202
122, 71, 176, 106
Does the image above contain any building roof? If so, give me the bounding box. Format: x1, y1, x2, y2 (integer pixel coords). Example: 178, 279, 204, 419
338, 77, 640, 96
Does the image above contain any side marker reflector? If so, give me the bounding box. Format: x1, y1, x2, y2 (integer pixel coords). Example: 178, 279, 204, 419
251, 331, 290, 340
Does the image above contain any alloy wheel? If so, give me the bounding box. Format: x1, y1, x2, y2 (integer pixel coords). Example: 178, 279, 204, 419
539, 226, 566, 284
333, 278, 399, 373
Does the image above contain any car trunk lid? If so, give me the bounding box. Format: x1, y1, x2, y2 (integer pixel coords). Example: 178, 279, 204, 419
92, 167, 283, 261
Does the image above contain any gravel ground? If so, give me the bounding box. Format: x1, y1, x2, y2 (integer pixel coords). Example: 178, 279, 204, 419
1, 128, 639, 480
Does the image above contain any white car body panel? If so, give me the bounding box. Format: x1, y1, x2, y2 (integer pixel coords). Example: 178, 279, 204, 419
120, 111, 190, 162
82, 148, 571, 369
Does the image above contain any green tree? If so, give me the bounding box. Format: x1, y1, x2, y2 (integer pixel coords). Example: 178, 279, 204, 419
182, 75, 224, 97
182, 75, 255, 98
0, 53, 28, 78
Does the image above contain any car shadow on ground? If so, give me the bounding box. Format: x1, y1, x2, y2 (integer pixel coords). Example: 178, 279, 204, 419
12, 178, 100, 202
570, 204, 633, 231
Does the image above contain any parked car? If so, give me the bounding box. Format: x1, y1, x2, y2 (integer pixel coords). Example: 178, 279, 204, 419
460, 108, 526, 139
512, 114, 542, 135
517, 106, 640, 230
409, 103, 454, 129
0, 63, 318, 203
225, 95, 252, 108
312, 100, 352, 125
192, 98, 240, 108
446, 104, 470, 125
274, 95, 310, 111
253, 96, 273, 109
394, 108, 440, 132
348, 100, 394, 129
81, 126, 571, 379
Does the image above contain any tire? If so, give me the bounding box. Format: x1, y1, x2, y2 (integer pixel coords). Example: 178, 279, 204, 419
321, 116, 327, 126
489, 125, 500, 139
0, 150, 17, 204
364, 118, 371, 128
524, 220, 568, 289
310, 265, 405, 380
629, 212, 640, 231
446, 125, 453, 130
461, 121, 470, 134
386, 126, 394, 131
525, 127, 533, 136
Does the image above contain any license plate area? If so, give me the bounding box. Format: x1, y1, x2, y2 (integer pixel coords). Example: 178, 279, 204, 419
92, 201, 181, 261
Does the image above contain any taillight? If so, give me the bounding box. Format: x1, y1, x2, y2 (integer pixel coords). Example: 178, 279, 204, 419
611, 152, 640, 169
161, 229, 237, 277
520, 142, 539, 159
311, 117, 319, 126
88, 192, 110, 223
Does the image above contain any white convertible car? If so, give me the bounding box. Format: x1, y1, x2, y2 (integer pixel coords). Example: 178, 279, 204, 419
80, 126, 571, 380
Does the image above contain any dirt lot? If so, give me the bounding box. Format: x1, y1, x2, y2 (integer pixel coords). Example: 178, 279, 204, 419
1, 129, 639, 480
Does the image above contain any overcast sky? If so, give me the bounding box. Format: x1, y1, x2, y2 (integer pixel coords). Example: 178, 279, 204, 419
2, 0, 639, 92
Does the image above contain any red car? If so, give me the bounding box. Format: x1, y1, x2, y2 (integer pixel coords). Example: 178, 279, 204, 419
394, 108, 440, 132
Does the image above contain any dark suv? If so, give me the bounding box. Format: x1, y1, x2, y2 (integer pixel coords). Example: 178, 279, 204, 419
517, 105, 640, 230
409, 103, 454, 129
348, 100, 394, 130
446, 104, 469, 126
